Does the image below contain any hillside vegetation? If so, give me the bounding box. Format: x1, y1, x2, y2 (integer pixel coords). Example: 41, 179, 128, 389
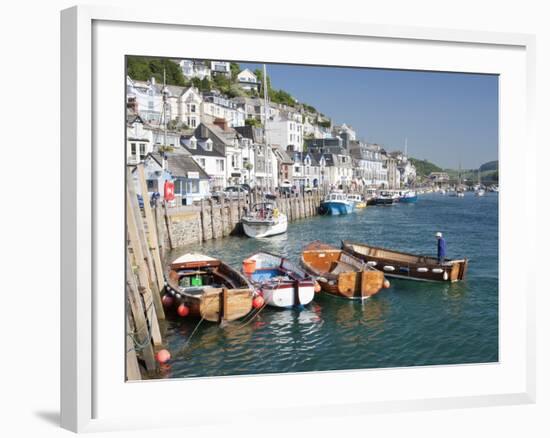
409, 158, 443, 177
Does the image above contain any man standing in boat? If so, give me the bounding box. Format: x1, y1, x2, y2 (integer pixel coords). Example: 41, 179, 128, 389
436, 232, 447, 264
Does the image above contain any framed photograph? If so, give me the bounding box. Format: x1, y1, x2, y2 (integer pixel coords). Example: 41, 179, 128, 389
61, 5, 536, 432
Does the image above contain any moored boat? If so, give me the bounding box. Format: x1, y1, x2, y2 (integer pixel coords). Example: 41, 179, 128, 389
164, 253, 254, 322
241, 201, 288, 238
300, 241, 387, 299
375, 191, 398, 205
341, 241, 468, 282
399, 190, 417, 203
346, 193, 367, 209
243, 252, 316, 308
320, 191, 354, 215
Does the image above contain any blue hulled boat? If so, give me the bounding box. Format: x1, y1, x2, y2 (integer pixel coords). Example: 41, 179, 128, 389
320, 192, 354, 215
399, 190, 417, 203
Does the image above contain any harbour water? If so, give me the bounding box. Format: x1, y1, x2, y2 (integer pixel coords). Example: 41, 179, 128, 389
159, 192, 498, 378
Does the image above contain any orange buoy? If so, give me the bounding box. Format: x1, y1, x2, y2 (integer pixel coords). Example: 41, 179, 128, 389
242, 258, 257, 275
383, 279, 391, 289
313, 281, 321, 293
177, 303, 190, 317
252, 295, 265, 309
162, 295, 174, 308
156, 349, 171, 364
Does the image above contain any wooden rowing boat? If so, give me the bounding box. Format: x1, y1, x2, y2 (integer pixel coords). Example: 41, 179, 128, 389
165, 253, 254, 322
300, 241, 386, 299
341, 241, 468, 282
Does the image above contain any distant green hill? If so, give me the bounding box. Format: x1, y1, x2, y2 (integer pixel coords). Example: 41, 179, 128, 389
409, 158, 443, 177
480, 160, 498, 172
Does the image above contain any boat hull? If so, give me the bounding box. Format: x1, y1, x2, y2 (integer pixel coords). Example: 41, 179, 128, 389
165, 254, 254, 322
245, 251, 316, 307
374, 197, 396, 205
399, 195, 417, 203
300, 241, 385, 299
321, 201, 354, 215
341, 241, 468, 282
261, 284, 315, 308
242, 215, 288, 238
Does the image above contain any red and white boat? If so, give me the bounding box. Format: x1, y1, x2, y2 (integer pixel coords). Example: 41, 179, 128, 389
243, 252, 316, 308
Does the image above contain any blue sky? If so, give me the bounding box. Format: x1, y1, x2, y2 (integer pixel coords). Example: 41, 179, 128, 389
241, 62, 498, 170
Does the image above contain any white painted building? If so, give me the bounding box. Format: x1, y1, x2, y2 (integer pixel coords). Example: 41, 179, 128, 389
349, 142, 389, 187
210, 61, 231, 76
201, 92, 246, 127
180, 135, 226, 190
237, 69, 261, 92
178, 59, 211, 80
126, 114, 153, 164
268, 113, 304, 153
126, 76, 164, 124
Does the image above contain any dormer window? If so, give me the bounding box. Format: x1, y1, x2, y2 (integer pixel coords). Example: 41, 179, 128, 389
204, 139, 213, 152
189, 137, 197, 149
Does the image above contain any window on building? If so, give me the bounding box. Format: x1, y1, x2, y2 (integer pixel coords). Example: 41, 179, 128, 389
204, 140, 213, 151
186, 180, 199, 193
139, 143, 146, 160
197, 158, 205, 168
216, 159, 225, 172
190, 104, 196, 113
191, 118, 197, 128
189, 138, 197, 149
295, 166, 300, 173
130, 142, 137, 157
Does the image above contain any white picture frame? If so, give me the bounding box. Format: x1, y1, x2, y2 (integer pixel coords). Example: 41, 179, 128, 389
60, 5, 536, 433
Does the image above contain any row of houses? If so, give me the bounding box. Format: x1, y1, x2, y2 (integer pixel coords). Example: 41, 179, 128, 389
127, 63, 417, 204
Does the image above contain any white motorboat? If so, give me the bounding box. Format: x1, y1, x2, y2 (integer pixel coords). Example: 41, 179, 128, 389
241, 201, 288, 238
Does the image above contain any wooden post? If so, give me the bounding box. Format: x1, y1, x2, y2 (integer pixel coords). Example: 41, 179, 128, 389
237, 194, 242, 221
127, 187, 164, 343
209, 198, 217, 239
126, 251, 157, 372
127, 177, 165, 320
200, 199, 208, 242
153, 206, 165, 260
220, 198, 228, 237
126, 315, 143, 380
163, 203, 174, 249
136, 165, 165, 295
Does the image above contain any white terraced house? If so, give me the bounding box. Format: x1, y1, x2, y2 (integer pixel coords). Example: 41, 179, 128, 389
178, 59, 211, 80
268, 112, 304, 153
237, 68, 261, 92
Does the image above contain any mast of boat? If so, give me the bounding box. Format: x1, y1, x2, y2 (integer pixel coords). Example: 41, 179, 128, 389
263, 64, 271, 192
162, 68, 167, 170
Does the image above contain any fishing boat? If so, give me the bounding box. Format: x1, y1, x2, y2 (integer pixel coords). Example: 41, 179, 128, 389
164, 253, 254, 322
241, 201, 288, 238
300, 241, 387, 299
347, 193, 367, 209
375, 191, 398, 205
320, 191, 354, 215
341, 241, 468, 282
399, 190, 417, 203
243, 252, 316, 308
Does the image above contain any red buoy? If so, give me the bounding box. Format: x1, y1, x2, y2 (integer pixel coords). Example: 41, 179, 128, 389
383, 279, 391, 289
252, 296, 265, 309
156, 349, 171, 364
161, 295, 174, 308
177, 304, 190, 317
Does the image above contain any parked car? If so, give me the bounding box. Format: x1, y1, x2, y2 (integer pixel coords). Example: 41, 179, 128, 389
212, 185, 249, 201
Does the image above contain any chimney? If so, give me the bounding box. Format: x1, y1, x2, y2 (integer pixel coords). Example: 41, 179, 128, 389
213, 117, 229, 131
